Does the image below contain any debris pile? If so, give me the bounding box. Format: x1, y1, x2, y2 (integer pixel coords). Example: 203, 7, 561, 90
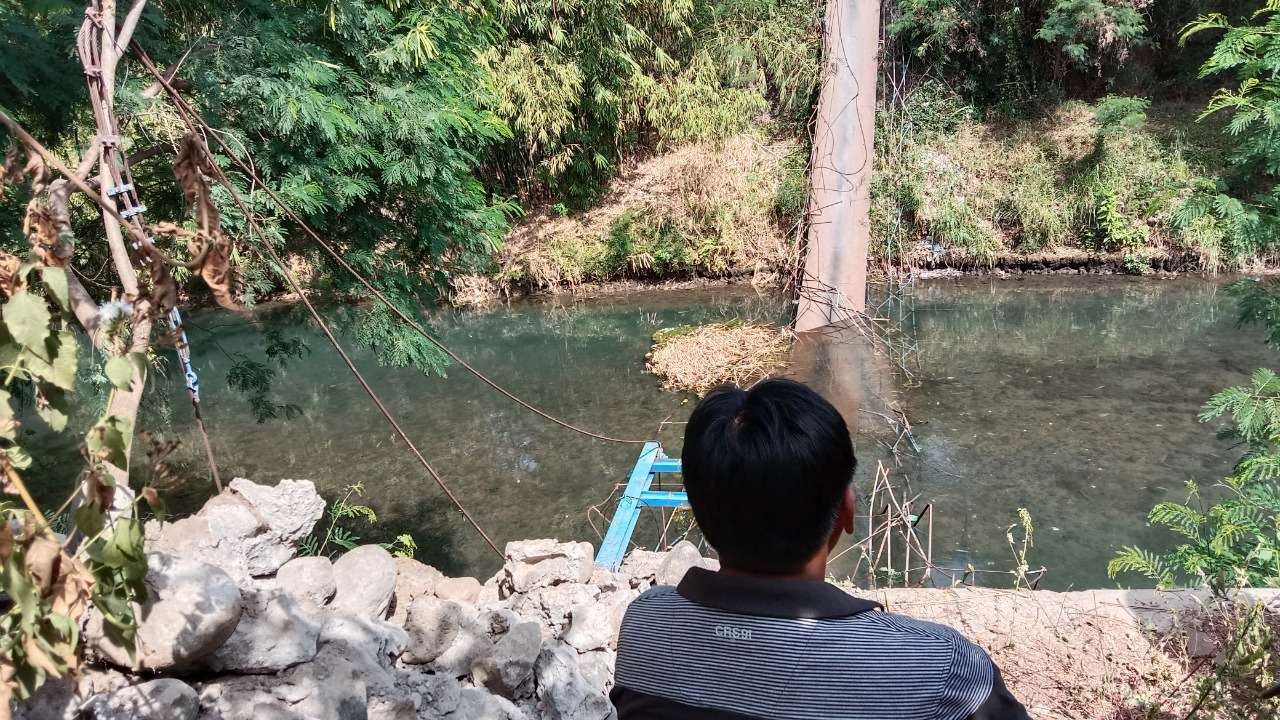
646, 321, 791, 395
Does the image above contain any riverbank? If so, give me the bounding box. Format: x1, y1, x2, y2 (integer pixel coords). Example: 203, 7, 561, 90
20, 479, 1280, 720
452, 97, 1278, 307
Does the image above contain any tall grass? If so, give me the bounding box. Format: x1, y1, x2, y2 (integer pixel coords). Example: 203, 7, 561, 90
872, 86, 1242, 268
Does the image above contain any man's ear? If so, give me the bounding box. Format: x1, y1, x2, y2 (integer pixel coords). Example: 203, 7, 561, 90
838, 485, 856, 535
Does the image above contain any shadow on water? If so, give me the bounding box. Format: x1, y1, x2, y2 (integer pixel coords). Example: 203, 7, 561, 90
21, 276, 1269, 589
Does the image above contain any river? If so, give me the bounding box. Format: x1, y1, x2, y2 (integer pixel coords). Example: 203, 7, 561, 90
26, 275, 1272, 589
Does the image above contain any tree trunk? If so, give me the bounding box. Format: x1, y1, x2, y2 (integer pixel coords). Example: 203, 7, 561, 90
80, 0, 152, 495
794, 0, 880, 332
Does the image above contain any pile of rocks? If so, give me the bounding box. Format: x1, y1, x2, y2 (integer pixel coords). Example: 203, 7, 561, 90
15, 479, 716, 720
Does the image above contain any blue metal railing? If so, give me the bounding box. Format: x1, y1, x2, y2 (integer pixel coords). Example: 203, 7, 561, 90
594, 442, 688, 570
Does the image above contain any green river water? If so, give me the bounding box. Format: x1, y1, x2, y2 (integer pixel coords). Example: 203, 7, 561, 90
25, 275, 1273, 589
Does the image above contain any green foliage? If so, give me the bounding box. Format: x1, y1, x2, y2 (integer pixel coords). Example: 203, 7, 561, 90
1085, 183, 1145, 251
1121, 251, 1149, 274
1093, 95, 1150, 129
301, 482, 417, 560
488, 0, 820, 203
1164, 2, 1280, 269
1036, 0, 1147, 69
773, 146, 809, 229
0, 256, 157, 701
0, 1, 88, 139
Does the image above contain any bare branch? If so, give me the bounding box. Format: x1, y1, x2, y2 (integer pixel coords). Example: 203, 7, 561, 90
114, 1, 149, 66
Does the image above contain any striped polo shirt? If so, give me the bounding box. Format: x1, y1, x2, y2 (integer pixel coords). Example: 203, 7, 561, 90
612, 568, 1027, 720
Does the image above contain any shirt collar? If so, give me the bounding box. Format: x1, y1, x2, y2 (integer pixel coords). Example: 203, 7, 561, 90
675, 566, 882, 619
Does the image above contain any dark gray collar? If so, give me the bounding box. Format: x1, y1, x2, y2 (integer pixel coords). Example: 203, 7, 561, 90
676, 567, 882, 619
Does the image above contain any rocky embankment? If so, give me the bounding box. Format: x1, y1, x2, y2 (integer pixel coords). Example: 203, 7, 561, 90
17, 478, 712, 720
16, 479, 1280, 720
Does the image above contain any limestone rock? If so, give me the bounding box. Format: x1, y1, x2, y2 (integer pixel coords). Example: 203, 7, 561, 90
617, 550, 664, 588
146, 479, 324, 582
320, 612, 409, 672
199, 646, 370, 720
563, 592, 632, 653
472, 620, 542, 698
534, 642, 615, 720
277, 555, 337, 605
402, 596, 467, 665
436, 576, 482, 605
230, 477, 325, 548
206, 588, 321, 673
503, 540, 594, 594
429, 608, 507, 678
448, 688, 529, 720
578, 649, 617, 697
507, 583, 600, 637
85, 679, 199, 720
88, 553, 241, 671
587, 568, 627, 593
390, 558, 444, 625
396, 666, 462, 718
656, 541, 702, 585
331, 544, 397, 618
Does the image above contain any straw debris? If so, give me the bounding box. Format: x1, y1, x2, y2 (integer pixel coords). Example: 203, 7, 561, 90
646, 321, 791, 395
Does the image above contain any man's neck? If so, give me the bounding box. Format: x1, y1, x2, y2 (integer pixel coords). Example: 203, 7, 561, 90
718, 555, 829, 583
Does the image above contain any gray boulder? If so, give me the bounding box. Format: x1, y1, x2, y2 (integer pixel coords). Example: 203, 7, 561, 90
389, 558, 444, 625
331, 544, 397, 618
503, 540, 595, 594
435, 576, 482, 605
277, 555, 337, 605
146, 479, 324, 583
507, 583, 600, 637
534, 642, 615, 720
198, 646, 369, 720
206, 588, 321, 673
396, 666, 462, 718
577, 650, 617, 698
656, 541, 703, 585
563, 593, 632, 653
85, 679, 199, 720
89, 553, 241, 671
617, 550, 664, 588
472, 620, 542, 698
402, 596, 467, 665
319, 612, 409, 671
448, 688, 529, 720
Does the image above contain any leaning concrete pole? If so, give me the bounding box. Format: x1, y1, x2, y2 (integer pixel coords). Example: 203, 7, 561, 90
794, 0, 880, 332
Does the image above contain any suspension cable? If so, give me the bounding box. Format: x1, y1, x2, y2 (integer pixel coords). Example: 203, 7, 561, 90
133, 45, 648, 446
0, 106, 505, 557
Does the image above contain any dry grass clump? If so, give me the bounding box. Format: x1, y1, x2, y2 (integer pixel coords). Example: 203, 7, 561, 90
499, 133, 799, 290
646, 321, 791, 395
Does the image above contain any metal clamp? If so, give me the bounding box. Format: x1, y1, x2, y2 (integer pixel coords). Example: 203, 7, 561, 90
119, 204, 146, 219
105, 182, 133, 197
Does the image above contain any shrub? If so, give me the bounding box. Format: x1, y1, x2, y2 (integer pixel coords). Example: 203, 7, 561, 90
1093, 95, 1150, 129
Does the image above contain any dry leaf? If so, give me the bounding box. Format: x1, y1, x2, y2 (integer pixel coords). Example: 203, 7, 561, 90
173, 133, 239, 310
48, 553, 92, 621
0, 251, 22, 299
24, 536, 60, 594
0, 521, 13, 561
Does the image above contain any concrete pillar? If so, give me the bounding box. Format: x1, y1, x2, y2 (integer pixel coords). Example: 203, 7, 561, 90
794, 0, 880, 332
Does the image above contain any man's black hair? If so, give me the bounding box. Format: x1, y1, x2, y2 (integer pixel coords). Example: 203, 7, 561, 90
681, 378, 856, 575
